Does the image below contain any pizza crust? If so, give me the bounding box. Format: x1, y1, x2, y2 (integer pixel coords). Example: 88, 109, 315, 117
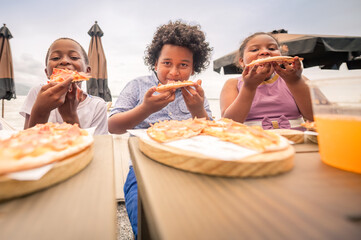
155, 81, 196, 92
246, 56, 303, 67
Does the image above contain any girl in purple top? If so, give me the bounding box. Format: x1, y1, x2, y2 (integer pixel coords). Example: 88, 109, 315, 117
220, 32, 313, 129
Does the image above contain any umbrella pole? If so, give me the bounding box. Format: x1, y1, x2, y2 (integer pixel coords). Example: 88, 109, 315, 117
2, 99, 4, 118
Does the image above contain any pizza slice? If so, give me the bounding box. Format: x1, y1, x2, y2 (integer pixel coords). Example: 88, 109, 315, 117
49, 68, 91, 83
155, 80, 197, 92
246, 56, 304, 67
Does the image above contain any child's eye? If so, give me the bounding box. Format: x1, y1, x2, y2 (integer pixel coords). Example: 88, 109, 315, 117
269, 47, 276, 51
249, 48, 258, 52
70, 56, 80, 60
180, 63, 189, 68
50, 57, 60, 61
162, 61, 171, 66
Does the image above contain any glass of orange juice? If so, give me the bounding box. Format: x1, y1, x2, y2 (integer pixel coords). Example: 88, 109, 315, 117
308, 77, 361, 174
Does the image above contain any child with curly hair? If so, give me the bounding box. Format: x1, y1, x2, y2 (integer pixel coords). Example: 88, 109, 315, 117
108, 20, 213, 238
220, 32, 313, 129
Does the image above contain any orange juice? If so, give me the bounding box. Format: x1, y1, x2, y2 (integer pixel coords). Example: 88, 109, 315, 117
315, 114, 361, 174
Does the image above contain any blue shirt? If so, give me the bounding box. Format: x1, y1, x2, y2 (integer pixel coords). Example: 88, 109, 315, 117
110, 72, 213, 129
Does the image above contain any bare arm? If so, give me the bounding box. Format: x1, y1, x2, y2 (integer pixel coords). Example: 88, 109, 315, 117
108, 87, 176, 134
272, 58, 314, 121
108, 104, 153, 134
220, 78, 256, 122
284, 75, 314, 121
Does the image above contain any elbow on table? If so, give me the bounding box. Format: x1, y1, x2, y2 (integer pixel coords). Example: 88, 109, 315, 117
108, 116, 127, 134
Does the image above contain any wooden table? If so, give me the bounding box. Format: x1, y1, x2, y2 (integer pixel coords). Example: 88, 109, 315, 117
0, 135, 117, 240
128, 137, 361, 240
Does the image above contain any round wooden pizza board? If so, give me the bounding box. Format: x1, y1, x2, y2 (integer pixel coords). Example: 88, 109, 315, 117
266, 129, 305, 144
138, 138, 295, 177
0, 144, 94, 202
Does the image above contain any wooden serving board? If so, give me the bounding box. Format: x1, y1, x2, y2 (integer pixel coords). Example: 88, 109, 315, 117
266, 129, 305, 144
0, 144, 94, 201
138, 138, 294, 177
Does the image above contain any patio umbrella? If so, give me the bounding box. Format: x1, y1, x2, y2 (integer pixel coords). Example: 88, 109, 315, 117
0, 24, 16, 118
87, 21, 112, 102
213, 31, 361, 74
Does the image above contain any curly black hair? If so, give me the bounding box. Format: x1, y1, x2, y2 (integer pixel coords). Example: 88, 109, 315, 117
144, 20, 213, 74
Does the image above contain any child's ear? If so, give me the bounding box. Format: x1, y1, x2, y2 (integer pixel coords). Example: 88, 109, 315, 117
239, 58, 245, 69
86, 66, 91, 73
154, 61, 158, 71
44, 68, 50, 79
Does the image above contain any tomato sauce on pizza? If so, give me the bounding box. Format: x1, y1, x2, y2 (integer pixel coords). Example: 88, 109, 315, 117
49, 68, 91, 83
147, 118, 286, 153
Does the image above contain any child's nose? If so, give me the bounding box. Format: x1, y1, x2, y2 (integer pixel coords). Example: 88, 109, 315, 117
60, 56, 71, 65
169, 66, 180, 76
259, 48, 271, 56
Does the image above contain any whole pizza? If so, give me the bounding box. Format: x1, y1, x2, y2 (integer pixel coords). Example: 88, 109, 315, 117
147, 118, 288, 152
0, 122, 94, 175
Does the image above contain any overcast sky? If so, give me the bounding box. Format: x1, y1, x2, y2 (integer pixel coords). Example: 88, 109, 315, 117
2, 0, 361, 98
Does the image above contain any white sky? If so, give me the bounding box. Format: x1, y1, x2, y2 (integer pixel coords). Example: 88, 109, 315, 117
2, 0, 361, 98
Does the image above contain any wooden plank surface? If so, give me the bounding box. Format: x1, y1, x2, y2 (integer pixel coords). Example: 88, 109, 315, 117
0, 135, 117, 240
112, 133, 130, 201
293, 142, 319, 153
129, 137, 361, 240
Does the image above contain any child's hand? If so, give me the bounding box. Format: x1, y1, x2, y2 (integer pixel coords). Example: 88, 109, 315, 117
142, 86, 176, 113
33, 75, 74, 113
242, 63, 274, 89
58, 82, 82, 124
272, 56, 303, 84
181, 80, 207, 117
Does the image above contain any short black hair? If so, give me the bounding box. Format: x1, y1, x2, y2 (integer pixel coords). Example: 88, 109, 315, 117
144, 20, 213, 74
45, 37, 89, 66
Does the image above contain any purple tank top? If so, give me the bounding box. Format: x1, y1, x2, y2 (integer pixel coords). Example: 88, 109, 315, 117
237, 74, 302, 122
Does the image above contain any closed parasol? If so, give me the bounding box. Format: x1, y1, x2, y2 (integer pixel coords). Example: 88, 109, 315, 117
87, 21, 112, 102
213, 30, 361, 74
0, 24, 16, 118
